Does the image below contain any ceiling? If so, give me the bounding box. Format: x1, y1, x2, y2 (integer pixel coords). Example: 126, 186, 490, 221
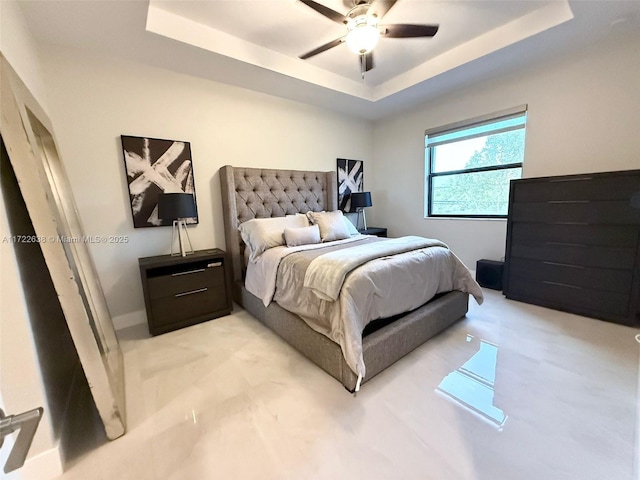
18, 0, 640, 120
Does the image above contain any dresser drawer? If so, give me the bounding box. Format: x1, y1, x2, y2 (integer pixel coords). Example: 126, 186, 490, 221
147, 261, 225, 299
508, 258, 633, 294
513, 174, 640, 203
511, 223, 639, 248
510, 242, 636, 269
510, 201, 640, 224
150, 288, 228, 328
507, 274, 631, 318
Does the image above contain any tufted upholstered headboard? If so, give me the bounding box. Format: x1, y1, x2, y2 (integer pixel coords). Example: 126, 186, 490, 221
219, 165, 337, 302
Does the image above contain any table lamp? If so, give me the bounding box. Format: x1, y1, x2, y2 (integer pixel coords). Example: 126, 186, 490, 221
158, 193, 196, 256
350, 191, 372, 230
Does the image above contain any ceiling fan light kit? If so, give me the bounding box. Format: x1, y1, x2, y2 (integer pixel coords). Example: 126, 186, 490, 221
298, 0, 439, 78
345, 14, 380, 55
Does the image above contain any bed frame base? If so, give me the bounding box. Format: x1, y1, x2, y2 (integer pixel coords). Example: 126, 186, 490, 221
240, 283, 468, 391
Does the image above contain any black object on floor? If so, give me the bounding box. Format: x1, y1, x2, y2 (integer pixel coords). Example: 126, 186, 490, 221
476, 259, 504, 290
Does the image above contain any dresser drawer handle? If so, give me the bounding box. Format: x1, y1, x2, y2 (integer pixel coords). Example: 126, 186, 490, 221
172, 268, 205, 277
207, 262, 222, 268
547, 200, 590, 204
549, 177, 592, 183
542, 281, 582, 290
542, 261, 585, 269
175, 287, 208, 297
544, 241, 587, 248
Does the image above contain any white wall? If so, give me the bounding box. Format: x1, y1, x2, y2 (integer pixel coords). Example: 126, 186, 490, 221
40, 45, 374, 329
0, 1, 48, 111
371, 27, 640, 268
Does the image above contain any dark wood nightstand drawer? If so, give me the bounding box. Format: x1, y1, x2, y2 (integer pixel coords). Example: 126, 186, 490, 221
147, 261, 225, 299
150, 287, 228, 328
139, 249, 232, 335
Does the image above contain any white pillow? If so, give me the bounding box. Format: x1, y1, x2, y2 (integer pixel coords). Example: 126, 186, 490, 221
306, 210, 351, 242
238, 214, 308, 262
342, 215, 360, 236
284, 224, 321, 247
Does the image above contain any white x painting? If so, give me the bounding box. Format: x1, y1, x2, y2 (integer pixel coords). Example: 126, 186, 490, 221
337, 158, 363, 213
121, 135, 198, 228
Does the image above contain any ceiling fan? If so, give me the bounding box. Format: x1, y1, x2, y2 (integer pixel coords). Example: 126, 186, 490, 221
298, 0, 439, 77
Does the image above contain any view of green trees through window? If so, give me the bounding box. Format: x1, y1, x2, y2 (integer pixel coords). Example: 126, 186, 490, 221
425, 109, 527, 217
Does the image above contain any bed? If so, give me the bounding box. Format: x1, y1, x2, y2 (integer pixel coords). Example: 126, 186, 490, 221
219, 165, 482, 392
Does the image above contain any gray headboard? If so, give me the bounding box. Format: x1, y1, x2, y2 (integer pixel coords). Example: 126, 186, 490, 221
219, 165, 337, 302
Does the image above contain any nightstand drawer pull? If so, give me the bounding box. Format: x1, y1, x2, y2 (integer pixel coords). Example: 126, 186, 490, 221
174, 287, 208, 297
207, 262, 222, 268
172, 268, 205, 277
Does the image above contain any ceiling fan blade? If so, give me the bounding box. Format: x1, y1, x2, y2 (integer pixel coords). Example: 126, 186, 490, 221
299, 0, 348, 25
370, 0, 398, 19
360, 52, 375, 72
299, 37, 345, 59
382, 24, 439, 38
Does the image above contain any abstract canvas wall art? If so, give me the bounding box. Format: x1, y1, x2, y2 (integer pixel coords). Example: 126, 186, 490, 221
337, 158, 363, 213
121, 135, 198, 228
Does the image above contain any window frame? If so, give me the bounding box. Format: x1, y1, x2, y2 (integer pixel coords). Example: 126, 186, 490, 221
425, 105, 527, 219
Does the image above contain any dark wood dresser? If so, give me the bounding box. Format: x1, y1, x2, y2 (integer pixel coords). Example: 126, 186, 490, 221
139, 249, 233, 335
503, 170, 640, 327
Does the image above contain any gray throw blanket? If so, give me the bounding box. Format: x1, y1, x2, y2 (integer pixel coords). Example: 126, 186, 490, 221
303, 236, 448, 301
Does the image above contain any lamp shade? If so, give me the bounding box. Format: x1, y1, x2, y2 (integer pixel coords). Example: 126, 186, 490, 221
350, 191, 372, 209
158, 193, 196, 220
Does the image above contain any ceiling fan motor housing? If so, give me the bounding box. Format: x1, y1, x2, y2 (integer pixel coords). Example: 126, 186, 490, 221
347, 3, 374, 20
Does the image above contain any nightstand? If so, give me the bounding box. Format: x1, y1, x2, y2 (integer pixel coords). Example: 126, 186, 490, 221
138, 249, 232, 336
358, 227, 387, 238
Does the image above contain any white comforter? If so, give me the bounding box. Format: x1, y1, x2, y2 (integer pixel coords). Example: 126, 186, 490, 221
304, 236, 448, 301
245, 236, 365, 307
245, 236, 483, 380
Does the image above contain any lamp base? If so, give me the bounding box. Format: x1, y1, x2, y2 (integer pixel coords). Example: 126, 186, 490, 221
171, 220, 194, 257
356, 208, 367, 230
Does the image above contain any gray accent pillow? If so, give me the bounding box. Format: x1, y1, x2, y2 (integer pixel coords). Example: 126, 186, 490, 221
306, 210, 351, 242
284, 225, 321, 247
238, 214, 309, 262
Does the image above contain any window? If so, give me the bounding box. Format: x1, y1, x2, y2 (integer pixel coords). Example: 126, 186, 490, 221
425, 106, 527, 218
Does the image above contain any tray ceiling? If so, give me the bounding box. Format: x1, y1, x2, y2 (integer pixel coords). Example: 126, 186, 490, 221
17, 1, 640, 119
147, 0, 574, 100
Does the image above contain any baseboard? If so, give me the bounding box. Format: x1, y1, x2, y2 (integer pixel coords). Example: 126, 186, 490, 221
112, 309, 146, 330
3, 446, 62, 480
